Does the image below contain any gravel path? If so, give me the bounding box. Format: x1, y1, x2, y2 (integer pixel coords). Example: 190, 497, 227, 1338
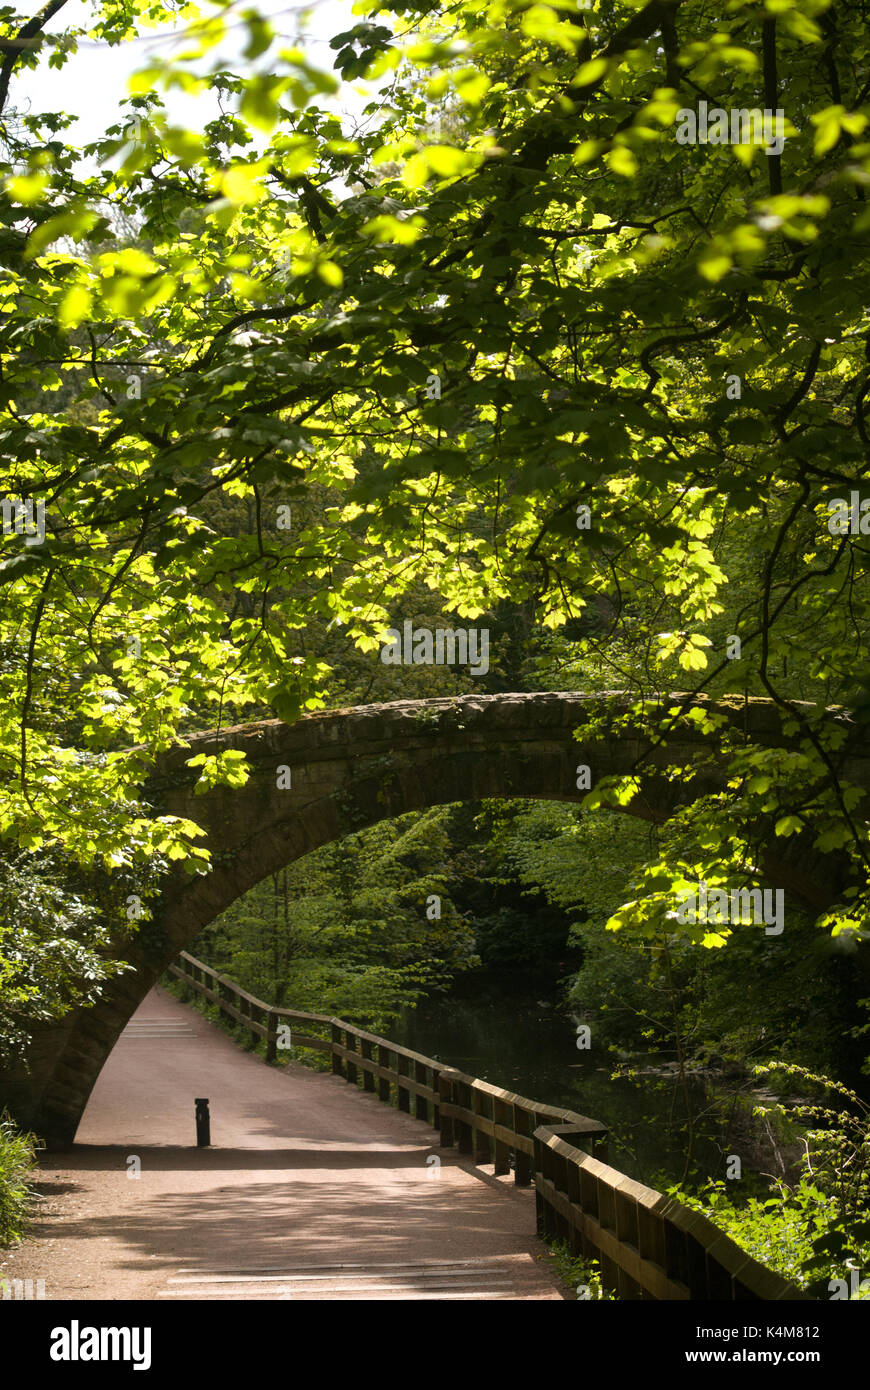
1, 986, 566, 1301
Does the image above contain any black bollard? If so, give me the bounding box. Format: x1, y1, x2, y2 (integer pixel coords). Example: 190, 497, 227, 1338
195, 1097, 210, 1147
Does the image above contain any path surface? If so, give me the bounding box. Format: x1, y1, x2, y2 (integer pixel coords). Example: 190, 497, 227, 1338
2, 987, 566, 1300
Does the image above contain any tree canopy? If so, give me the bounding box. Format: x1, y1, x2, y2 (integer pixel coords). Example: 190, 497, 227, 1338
1, 0, 870, 1034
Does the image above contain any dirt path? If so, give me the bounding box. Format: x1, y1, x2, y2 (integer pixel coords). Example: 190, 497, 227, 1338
2, 987, 566, 1300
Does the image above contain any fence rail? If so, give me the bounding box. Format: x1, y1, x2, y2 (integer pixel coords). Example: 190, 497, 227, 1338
168, 950, 809, 1302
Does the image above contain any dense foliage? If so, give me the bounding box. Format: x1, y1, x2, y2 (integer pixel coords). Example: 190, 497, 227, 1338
0, 1115, 39, 1247
196, 806, 479, 1029
2, 0, 870, 1290
0, 0, 869, 947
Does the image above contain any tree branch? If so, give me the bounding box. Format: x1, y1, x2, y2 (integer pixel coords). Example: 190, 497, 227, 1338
0, 0, 69, 113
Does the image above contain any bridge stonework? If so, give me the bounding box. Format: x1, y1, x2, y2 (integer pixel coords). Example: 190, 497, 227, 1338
5, 692, 870, 1145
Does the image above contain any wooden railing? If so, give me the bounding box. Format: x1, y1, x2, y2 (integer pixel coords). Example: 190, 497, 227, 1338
168, 950, 809, 1302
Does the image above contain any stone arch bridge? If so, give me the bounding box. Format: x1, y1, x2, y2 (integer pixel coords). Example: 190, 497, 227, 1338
6, 691, 870, 1144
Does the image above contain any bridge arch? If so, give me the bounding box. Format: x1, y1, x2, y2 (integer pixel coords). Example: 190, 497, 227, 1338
7, 692, 868, 1144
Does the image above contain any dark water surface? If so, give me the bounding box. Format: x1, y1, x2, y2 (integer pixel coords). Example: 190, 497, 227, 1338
389, 972, 724, 1188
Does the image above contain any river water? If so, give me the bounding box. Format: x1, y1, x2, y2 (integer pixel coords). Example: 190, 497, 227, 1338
389, 971, 724, 1188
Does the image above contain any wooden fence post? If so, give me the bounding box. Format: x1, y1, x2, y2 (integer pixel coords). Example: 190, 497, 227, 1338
266, 1010, 278, 1063
533, 1129, 550, 1237
331, 1022, 344, 1077
361, 1038, 375, 1092
397, 1053, 410, 1112
493, 1096, 511, 1176
439, 1073, 454, 1148
513, 1102, 532, 1186
345, 1029, 358, 1085
456, 1080, 472, 1154
377, 1044, 391, 1102
414, 1060, 428, 1123
471, 1085, 490, 1165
